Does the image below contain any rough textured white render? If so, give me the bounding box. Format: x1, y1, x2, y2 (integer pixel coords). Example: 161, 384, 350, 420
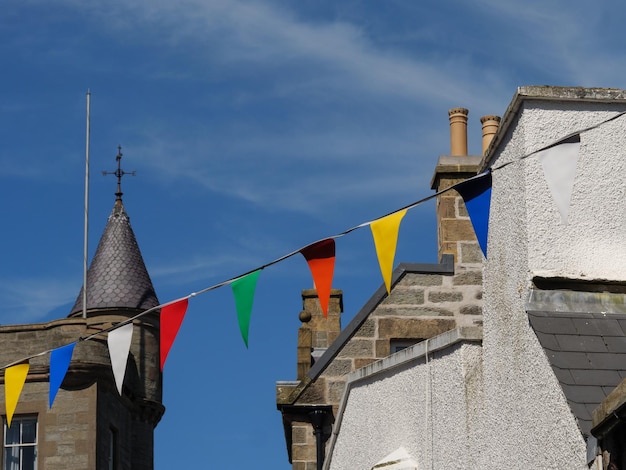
519, 102, 626, 279
326, 331, 482, 470
480, 89, 626, 469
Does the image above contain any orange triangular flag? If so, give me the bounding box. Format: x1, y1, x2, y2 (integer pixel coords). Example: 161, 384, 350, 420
5, 362, 29, 427
301, 239, 336, 317
370, 209, 407, 294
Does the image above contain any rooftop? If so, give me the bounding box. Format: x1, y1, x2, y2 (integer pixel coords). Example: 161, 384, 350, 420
528, 284, 626, 437
68, 201, 159, 316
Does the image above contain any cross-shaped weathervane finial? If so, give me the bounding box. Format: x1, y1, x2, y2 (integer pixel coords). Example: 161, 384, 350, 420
102, 146, 136, 202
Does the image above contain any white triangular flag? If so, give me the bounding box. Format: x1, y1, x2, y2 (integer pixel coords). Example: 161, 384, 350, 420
107, 323, 133, 395
536, 135, 580, 224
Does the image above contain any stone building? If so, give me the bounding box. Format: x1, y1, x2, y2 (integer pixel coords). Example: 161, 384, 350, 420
0, 186, 163, 469
311, 87, 626, 470
276, 107, 494, 470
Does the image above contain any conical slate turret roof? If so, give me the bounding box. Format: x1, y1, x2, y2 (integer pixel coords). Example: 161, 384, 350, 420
69, 200, 159, 316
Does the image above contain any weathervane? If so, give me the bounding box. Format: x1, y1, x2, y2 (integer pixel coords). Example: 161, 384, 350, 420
102, 146, 136, 202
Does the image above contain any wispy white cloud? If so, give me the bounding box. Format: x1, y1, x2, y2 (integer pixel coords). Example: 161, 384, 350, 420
130, 124, 443, 214
0, 278, 78, 324
150, 252, 259, 284
7, 0, 625, 215
3, 0, 501, 196
471, 0, 626, 86
28, 0, 504, 108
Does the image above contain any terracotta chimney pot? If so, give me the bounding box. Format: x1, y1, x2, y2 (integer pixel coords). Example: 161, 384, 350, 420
480, 115, 501, 156
448, 108, 469, 156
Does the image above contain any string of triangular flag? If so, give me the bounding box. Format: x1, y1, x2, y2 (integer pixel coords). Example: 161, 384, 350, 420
2, 110, 625, 422
0, 172, 479, 416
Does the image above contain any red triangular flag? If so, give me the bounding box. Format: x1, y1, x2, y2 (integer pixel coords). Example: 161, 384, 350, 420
301, 239, 335, 317
160, 299, 189, 370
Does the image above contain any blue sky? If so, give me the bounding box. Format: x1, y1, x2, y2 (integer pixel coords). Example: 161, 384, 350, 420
2, 1, 626, 467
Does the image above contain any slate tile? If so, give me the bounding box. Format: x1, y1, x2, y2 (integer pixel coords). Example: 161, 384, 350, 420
584, 317, 624, 336
617, 319, 626, 335
534, 331, 560, 351
577, 418, 592, 437
586, 403, 600, 419
546, 351, 591, 369
572, 318, 624, 337
552, 366, 575, 385
528, 315, 576, 335
568, 401, 592, 421
603, 386, 619, 397
561, 384, 606, 404
571, 318, 601, 336
555, 335, 608, 353
604, 336, 626, 353
570, 369, 622, 386
587, 353, 626, 370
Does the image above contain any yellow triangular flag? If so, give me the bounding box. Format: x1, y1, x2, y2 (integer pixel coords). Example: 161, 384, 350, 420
5, 363, 29, 428
370, 209, 407, 294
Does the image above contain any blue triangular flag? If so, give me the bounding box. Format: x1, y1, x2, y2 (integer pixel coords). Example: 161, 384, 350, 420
49, 343, 76, 408
455, 172, 492, 257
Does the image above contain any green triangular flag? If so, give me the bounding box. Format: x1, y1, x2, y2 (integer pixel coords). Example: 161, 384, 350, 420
231, 269, 262, 348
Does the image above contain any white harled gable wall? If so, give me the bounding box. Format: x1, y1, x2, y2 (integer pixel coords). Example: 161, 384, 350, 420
482, 97, 626, 469
327, 342, 483, 470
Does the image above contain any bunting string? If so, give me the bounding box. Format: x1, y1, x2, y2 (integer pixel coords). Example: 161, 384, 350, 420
0, 110, 625, 411
0, 169, 487, 372
490, 110, 626, 171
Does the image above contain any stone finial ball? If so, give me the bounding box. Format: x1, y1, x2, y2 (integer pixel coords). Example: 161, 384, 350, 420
299, 310, 312, 323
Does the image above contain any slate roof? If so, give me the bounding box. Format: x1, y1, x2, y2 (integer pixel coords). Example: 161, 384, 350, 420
528, 310, 626, 436
69, 201, 159, 316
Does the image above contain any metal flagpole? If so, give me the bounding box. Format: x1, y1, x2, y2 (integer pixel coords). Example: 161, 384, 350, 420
83, 90, 91, 319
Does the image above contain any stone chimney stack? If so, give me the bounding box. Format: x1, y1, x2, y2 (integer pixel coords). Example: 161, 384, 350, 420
431, 108, 499, 264
448, 108, 469, 156
296, 289, 343, 380
480, 115, 501, 156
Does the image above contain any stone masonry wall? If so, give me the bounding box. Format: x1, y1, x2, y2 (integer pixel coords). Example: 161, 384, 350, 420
290, 420, 318, 470
431, 154, 483, 264
297, 290, 342, 381
0, 381, 97, 469
437, 183, 484, 264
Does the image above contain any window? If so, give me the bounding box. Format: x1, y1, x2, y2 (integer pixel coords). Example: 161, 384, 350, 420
108, 426, 118, 470
390, 339, 422, 354
3, 416, 37, 470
